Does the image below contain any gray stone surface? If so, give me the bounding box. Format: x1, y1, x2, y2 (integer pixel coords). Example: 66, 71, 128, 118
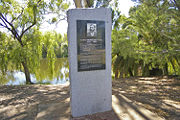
67, 8, 112, 117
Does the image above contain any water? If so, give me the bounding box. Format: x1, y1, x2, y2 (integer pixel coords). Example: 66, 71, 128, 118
1, 58, 69, 85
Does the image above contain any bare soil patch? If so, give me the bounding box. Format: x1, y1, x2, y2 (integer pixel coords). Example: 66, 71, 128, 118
0, 76, 179, 120
112, 76, 180, 120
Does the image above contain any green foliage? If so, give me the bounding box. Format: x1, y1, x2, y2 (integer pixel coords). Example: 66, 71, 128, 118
0, 30, 68, 84
42, 31, 68, 58
23, 29, 43, 73
95, 0, 112, 8
112, 0, 180, 78
0, 32, 9, 73
34, 58, 69, 83
0, 0, 69, 84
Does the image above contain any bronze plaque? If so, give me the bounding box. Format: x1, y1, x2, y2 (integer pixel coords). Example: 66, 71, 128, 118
77, 20, 105, 71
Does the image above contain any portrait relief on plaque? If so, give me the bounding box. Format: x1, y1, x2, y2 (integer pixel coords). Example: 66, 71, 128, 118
87, 23, 97, 37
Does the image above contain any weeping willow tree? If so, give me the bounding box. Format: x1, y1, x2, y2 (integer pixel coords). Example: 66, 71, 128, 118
0, 0, 69, 84
34, 58, 69, 84
0, 32, 11, 84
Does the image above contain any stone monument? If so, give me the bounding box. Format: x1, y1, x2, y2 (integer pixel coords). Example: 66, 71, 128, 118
67, 8, 112, 117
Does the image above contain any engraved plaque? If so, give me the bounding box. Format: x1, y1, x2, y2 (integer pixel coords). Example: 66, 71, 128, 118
77, 20, 105, 71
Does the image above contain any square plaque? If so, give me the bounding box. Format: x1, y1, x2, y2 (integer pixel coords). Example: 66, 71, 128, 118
77, 20, 105, 71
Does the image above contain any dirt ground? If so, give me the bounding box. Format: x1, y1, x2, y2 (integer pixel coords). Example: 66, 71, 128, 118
0, 76, 180, 120
112, 76, 180, 120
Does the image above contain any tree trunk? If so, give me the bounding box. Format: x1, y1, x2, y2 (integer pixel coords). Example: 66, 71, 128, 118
142, 64, 149, 76
163, 63, 168, 75
120, 72, 123, 78
74, 0, 83, 8
134, 65, 138, 76
22, 61, 32, 84
128, 68, 134, 77
115, 69, 119, 79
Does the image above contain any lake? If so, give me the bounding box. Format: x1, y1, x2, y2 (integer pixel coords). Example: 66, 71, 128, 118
1, 58, 69, 85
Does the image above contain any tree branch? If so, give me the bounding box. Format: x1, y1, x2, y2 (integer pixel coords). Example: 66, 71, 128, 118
0, 13, 20, 38
20, 5, 37, 39
55, 17, 66, 26
20, 0, 42, 40
11, 7, 25, 23
170, 0, 180, 11
0, 22, 6, 28
0, 16, 18, 39
0, 13, 24, 46
0, 17, 9, 29
21, 22, 36, 38
37, 0, 42, 5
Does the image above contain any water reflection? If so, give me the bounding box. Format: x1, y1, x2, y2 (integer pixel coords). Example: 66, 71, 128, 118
2, 58, 69, 85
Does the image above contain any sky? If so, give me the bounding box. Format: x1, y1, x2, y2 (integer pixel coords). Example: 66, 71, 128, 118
0, 0, 134, 34
40, 0, 135, 35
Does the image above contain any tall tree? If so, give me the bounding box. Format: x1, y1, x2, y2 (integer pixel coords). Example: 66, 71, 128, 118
0, 0, 69, 84
131, 0, 180, 75
112, 0, 180, 77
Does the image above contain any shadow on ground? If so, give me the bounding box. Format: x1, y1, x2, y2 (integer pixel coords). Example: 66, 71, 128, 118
0, 84, 70, 120
112, 76, 180, 120
0, 77, 179, 120
72, 76, 180, 120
